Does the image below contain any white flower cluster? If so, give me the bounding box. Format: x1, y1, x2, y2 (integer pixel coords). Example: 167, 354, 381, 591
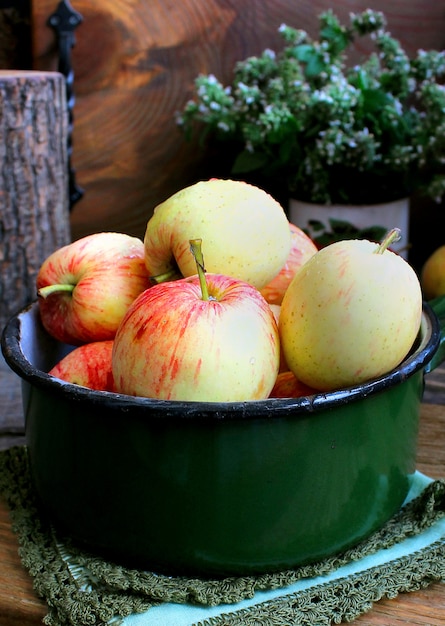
178, 9, 445, 204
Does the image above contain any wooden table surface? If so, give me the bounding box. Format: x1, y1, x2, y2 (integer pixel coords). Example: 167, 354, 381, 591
1, 360, 445, 625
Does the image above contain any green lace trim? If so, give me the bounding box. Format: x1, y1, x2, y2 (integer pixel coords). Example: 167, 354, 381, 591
1, 446, 445, 626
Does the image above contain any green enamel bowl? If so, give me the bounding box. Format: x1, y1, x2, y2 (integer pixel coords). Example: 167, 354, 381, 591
1, 300, 444, 576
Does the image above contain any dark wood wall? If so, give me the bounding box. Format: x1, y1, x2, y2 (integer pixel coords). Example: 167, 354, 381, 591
0, 1, 31, 69
2, 1, 445, 272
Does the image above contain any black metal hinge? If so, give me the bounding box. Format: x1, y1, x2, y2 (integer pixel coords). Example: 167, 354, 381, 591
47, 0, 84, 211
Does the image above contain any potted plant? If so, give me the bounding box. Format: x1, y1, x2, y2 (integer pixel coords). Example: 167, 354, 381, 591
177, 8, 445, 255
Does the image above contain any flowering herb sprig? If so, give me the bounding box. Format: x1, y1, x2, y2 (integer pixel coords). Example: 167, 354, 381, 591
177, 9, 445, 205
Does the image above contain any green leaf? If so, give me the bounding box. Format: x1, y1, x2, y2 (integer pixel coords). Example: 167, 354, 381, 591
361, 88, 390, 113
320, 25, 349, 55
305, 54, 326, 77
306, 218, 388, 248
424, 295, 445, 374
231, 150, 269, 174
294, 44, 315, 63
355, 68, 369, 91
279, 136, 296, 163
293, 45, 327, 77
306, 219, 326, 233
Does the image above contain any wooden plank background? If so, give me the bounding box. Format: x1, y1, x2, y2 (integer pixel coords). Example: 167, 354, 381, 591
30, 0, 445, 261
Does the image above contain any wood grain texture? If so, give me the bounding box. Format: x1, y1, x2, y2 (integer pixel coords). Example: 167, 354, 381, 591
0, 503, 46, 626
30, 1, 445, 242
0, 70, 71, 330
0, 402, 444, 625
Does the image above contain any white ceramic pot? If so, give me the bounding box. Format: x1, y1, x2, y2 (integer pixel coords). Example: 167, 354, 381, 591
289, 197, 410, 259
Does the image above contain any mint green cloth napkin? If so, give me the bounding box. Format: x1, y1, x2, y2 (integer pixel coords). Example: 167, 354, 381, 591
1, 446, 445, 626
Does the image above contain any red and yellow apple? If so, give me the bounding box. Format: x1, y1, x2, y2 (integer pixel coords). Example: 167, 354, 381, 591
279, 229, 423, 391
269, 304, 289, 373
269, 371, 317, 398
49, 341, 116, 392
112, 240, 280, 401
37, 232, 151, 345
143, 179, 291, 290
260, 222, 318, 305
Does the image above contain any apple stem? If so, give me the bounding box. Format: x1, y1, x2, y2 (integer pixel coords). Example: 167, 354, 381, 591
38, 283, 75, 299
375, 228, 402, 255
189, 238, 210, 301
149, 268, 182, 285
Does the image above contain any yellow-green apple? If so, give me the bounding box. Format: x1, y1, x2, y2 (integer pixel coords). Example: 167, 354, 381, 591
37, 232, 151, 345
269, 371, 317, 398
143, 178, 291, 290
260, 222, 318, 305
49, 341, 116, 391
279, 229, 423, 391
421, 245, 445, 300
112, 239, 280, 401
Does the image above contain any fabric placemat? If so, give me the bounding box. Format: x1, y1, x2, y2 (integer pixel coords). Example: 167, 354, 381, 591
1, 446, 445, 626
